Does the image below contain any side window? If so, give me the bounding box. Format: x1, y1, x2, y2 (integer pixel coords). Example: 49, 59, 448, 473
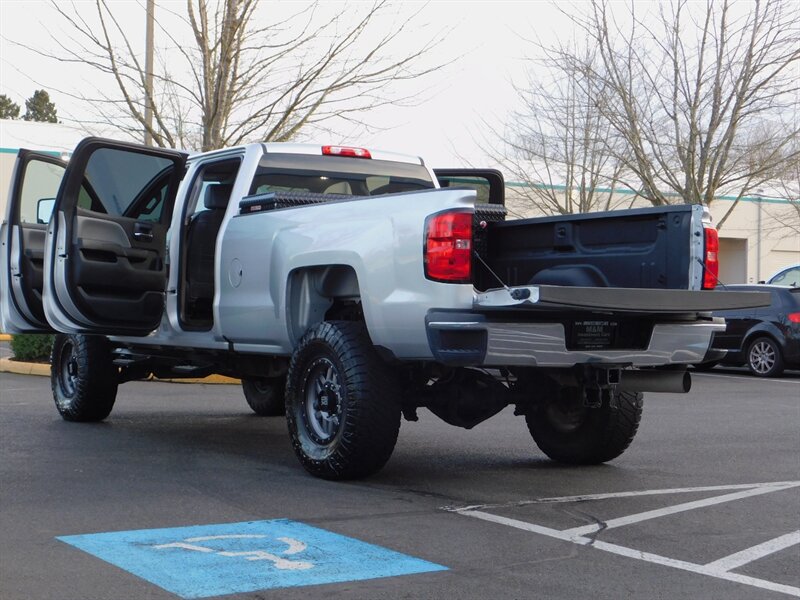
771, 267, 800, 287
131, 188, 166, 222
125, 173, 171, 222
19, 159, 65, 224
77, 187, 93, 210
81, 147, 175, 221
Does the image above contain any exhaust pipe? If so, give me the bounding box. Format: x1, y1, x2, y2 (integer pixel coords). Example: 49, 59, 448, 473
618, 370, 692, 394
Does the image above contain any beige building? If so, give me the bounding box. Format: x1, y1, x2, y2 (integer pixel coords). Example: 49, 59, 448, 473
2, 119, 798, 285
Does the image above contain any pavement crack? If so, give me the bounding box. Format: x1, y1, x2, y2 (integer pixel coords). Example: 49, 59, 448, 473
559, 503, 607, 545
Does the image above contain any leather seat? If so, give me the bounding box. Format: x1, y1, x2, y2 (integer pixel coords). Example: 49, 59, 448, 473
185, 184, 232, 315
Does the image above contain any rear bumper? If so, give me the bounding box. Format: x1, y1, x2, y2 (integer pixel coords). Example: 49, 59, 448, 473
426, 311, 725, 368
780, 336, 800, 367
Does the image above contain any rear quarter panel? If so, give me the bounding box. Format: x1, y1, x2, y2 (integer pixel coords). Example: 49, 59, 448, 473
217, 188, 476, 358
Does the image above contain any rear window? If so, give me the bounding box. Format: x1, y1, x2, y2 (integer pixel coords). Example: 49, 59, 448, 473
248, 154, 434, 197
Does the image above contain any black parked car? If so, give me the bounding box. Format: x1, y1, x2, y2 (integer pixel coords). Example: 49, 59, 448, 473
701, 285, 800, 377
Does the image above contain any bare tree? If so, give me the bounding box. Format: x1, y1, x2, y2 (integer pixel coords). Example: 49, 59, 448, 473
494, 44, 629, 216
543, 0, 800, 227
762, 154, 800, 234
17, 0, 444, 151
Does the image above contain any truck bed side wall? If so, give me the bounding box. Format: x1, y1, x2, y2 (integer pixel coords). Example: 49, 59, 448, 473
217, 188, 476, 358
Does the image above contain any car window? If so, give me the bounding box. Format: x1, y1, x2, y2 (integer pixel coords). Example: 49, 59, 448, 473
769, 266, 800, 287
82, 148, 174, 219
249, 154, 434, 197
19, 159, 65, 224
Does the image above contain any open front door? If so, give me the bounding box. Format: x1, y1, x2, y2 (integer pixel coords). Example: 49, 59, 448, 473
44, 138, 187, 336
1, 150, 67, 333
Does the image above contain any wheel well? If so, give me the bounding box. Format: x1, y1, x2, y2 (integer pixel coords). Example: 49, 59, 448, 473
287, 265, 362, 344
742, 331, 780, 354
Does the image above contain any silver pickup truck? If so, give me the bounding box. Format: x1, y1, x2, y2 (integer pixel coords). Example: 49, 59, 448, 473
1, 138, 766, 479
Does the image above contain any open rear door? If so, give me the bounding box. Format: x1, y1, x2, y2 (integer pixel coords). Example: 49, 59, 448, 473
434, 169, 505, 205
43, 138, 187, 336
1, 150, 67, 333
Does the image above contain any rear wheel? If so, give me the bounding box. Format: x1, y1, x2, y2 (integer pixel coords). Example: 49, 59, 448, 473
526, 387, 643, 465
242, 377, 285, 416
746, 336, 784, 377
50, 334, 118, 422
285, 321, 401, 480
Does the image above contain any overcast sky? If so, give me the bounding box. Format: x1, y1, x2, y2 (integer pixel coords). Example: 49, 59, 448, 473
0, 1, 572, 167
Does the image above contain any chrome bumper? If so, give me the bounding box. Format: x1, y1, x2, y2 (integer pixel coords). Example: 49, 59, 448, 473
426, 316, 724, 368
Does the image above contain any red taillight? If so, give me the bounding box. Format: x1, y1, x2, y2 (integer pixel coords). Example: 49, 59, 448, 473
424, 211, 473, 283
703, 226, 719, 289
788, 312, 800, 324
321, 145, 371, 159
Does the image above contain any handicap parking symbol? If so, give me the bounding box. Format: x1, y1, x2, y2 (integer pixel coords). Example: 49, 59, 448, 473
153, 533, 315, 571
58, 519, 447, 598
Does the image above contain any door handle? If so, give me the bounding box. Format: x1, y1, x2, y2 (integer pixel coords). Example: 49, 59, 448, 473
133, 223, 154, 242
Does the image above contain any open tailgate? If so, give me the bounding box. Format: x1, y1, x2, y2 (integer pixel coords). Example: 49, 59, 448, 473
475, 285, 771, 314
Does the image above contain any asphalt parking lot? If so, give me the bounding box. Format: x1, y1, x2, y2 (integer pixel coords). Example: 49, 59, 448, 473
1, 368, 798, 599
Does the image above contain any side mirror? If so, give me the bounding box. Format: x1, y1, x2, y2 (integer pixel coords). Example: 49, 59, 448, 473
37, 198, 56, 224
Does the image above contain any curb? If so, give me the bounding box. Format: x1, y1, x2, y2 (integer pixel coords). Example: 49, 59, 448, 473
0, 358, 50, 376
0, 334, 12, 342
0, 358, 239, 384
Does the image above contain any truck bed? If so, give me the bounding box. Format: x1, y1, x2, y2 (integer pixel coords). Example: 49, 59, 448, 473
478, 205, 704, 291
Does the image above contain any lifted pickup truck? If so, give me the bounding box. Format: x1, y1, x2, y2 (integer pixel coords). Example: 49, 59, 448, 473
1, 138, 767, 479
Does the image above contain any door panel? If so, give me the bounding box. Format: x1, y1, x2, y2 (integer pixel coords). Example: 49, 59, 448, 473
1, 150, 66, 333
44, 138, 187, 335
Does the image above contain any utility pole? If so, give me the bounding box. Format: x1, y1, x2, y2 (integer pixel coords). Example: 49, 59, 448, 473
144, 0, 155, 146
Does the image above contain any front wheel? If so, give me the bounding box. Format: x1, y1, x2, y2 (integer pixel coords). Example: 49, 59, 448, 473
747, 336, 784, 377
50, 334, 118, 422
526, 387, 643, 465
285, 321, 401, 480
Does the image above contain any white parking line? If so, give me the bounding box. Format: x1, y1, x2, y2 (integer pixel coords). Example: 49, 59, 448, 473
693, 372, 800, 384
449, 482, 800, 597
564, 482, 800, 536
458, 510, 800, 597
705, 531, 800, 573
451, 481, 799, 511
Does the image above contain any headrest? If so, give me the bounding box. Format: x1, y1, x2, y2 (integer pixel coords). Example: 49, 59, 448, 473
204, 184, 232, 209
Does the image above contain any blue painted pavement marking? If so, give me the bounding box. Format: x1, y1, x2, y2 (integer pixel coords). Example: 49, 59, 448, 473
57, 519, 447, 598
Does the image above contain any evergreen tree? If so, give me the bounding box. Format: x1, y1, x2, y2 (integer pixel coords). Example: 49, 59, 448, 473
23, 89, 58, 123
0, 94, 20, 119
